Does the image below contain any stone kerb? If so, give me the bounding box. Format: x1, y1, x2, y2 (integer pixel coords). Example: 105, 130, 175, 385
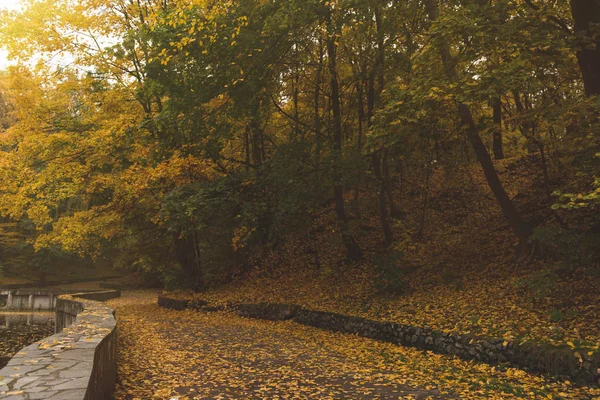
0, 291, 120, 399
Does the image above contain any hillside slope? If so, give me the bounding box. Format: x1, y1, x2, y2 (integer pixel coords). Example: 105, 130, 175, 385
179, 154, 600, 350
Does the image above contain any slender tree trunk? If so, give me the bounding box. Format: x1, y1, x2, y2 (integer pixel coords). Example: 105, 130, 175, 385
513, 91, 535, 139
570, 0, 600, 96
425, 0, 532, 245
315, 36, 323, 168
173, 233, 203, 290
375, 8, 385, 94
366, 11, 394, 245
397, 158, 405, 207
244, 125, 251, 172
249, 100, 263, 167
383, 148, 401, 218
419, 154, 433, 238
537, 141, 552, 199
492, 97, 505, 160
293, 55, 300, 139
356, 78, 365, 152
368, 101, 392, 244
352, 80, 366, 218
327, 12, 345, 222
326, 7, 362, 260
376, 7, 400, 221
372, 150, 393, 247
513, 90, 552, 197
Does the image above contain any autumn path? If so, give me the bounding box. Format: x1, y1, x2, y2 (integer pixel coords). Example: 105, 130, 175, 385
108, 292, 447, 399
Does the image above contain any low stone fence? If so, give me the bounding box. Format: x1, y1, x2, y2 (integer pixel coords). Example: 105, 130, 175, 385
0, 290, 120, 399
158, 295, 600, 386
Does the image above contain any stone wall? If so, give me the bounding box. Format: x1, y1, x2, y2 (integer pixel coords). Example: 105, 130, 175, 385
158, 295, 600, 386
292, 308, 600, 385
0, 290, 121, 313
0, 290, 57, 311
0, 290, 120, 399
54, 291, 120, 333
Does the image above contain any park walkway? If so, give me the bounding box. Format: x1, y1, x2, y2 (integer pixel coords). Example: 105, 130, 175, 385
107, 292, 447, 399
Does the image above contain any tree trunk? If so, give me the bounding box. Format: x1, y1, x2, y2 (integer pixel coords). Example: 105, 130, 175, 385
425, 0, 532, 245
244, 125, 251, 172
249, 101, 263, 167
383, 148, 401, 218
372, 151, 393, 247
352, 80, 366, 218
293, 61, 300, 139
314, 36, 323, 168
367, 8, 395, 243
326, 7, 362, 261
173, 232, 203, 290
460, 104, 532, 242
367, 72, 392, 244
492, 97, 505, 160
375, 12, 396, 219
537, 141, 552, 199
419, 154, 433, 238
570, 0, 600, 96
512, 91, 552, 197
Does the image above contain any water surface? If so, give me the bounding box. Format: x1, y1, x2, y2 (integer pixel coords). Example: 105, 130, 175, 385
0, 312, 55, 369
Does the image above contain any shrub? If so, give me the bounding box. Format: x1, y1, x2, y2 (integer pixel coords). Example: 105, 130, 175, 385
374, 249, 411, 296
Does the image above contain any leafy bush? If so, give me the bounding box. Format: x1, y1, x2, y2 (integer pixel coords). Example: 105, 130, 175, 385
441, 270, 464, 291
374, 249, 411, 296
552, 153, 599, 210
530, 227, 600, 272
514, 268, 559, 302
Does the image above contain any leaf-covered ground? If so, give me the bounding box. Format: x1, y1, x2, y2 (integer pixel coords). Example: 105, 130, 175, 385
188, 265, 600, 351
108, 292, 599, 399
177, 156, 600, 354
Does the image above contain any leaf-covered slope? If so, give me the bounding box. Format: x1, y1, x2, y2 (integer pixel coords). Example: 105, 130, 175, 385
176, 154, 600, 353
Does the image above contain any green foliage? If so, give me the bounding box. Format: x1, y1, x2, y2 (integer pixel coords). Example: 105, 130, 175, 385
374, 250, 411, 296
530, 227, 600, 271
553, 166, 600, 210
441, 270, 464, 291
0, 0, 598, 294
515, 269, 559, 301
549, 308, 564, 323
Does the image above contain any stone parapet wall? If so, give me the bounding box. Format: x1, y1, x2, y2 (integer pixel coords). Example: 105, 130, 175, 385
0, 290, 121, 312
0, 290, 120, 399
158, 295, 600, 386
72, 290, 121, 303
0, 290, 56, 311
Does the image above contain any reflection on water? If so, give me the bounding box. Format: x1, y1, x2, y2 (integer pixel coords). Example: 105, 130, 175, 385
0, 312, 55, 369
0, 312, 54, 329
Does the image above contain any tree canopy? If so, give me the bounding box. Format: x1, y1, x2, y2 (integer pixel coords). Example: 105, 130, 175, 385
0, 0, 598, 289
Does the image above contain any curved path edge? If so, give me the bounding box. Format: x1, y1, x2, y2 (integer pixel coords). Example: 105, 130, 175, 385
158, 294, 600, 387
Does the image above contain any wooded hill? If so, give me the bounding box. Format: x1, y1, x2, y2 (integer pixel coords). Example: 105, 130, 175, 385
0, 0, 598, 342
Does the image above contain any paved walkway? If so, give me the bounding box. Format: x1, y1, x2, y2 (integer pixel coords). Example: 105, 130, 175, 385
108, 292, 447, 399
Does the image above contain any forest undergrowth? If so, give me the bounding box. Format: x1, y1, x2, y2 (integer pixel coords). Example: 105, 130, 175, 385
173, 154, 600, 353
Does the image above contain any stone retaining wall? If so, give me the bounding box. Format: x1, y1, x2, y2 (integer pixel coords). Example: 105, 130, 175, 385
0, 290, 120, 399
158, 295, 600, 386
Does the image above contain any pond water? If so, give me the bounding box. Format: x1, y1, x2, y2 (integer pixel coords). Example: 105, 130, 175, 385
0, 312, 55, 369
